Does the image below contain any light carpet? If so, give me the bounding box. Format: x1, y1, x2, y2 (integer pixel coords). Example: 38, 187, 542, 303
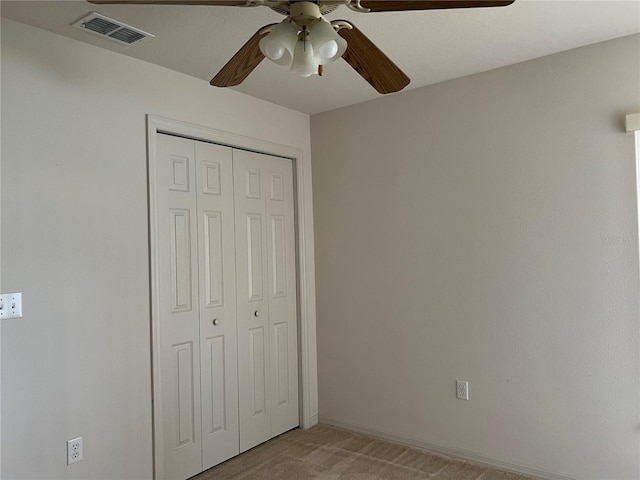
193, 424, 537, 480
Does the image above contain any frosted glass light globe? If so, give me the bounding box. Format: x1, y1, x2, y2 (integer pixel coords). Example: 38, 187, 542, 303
309, 20, 347, 65
290, 38, 318, 77
258, 21, 297, 66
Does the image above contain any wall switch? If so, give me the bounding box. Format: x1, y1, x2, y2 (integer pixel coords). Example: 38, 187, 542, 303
0, 292, 22, 319
67, 437, 83, 465
456, 380, 469, 400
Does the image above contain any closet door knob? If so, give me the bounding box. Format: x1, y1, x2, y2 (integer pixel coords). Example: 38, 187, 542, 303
212, 318, 219, 326
254, 310, 260, 317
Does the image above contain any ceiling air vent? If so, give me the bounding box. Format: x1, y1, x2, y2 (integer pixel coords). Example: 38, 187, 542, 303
72, 12, 154, 46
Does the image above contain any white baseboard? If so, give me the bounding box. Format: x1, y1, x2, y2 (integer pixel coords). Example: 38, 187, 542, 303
318, 416, 577, 480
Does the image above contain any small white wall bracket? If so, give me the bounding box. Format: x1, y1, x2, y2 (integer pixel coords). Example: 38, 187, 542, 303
0, 292, 23, 319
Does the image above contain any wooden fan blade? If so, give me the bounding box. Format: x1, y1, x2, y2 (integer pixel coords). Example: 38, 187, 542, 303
337, 22, 409, 94
87, 1, 248, 5
358, 0, 515, 12
210, 24, 275, 87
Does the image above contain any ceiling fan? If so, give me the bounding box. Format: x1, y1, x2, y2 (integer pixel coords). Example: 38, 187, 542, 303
87, 0, 515, 94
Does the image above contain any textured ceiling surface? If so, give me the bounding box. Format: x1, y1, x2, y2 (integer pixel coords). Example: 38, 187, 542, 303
2, 0, 639, 114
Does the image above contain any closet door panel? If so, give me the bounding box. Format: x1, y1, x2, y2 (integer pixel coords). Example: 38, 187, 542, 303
264, 157, 299, 437
234, 150, 299, 451
234, 150, 271, 452
195, 141, 240, 470
156, 134, 203, 480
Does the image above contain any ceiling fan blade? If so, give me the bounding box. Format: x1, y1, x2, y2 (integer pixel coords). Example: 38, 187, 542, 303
337, 22, 409, 94
358, 0, 515, 12
210, 24, 275, 87
87, 1, 248, 5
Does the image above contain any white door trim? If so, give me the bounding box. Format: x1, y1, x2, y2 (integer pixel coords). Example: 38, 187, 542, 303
146, 115, 318, 479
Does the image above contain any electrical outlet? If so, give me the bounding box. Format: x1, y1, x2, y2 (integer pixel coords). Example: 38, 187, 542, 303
67, 437, 83, 465
456, 380, 469, 400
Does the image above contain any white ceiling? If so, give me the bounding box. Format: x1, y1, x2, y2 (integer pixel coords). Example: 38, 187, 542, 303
2, 0, 639, 114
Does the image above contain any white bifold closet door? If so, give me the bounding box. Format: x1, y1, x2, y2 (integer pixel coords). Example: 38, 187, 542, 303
155, 134, 239, 480
233, 150, 299, 452
154, 133, 298, 480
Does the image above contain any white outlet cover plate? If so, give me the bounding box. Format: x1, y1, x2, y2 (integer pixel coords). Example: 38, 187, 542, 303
0, 292, 22, 319
456, 380, 469, 400
67, 437, 83, 465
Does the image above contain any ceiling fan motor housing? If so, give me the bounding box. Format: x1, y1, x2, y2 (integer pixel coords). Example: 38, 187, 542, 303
289, 1, 322, 27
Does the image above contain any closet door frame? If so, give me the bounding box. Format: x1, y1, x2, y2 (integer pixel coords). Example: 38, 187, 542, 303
147, 115, 318, 480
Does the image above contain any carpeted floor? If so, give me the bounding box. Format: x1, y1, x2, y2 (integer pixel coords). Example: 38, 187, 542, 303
193, 424, 537, 480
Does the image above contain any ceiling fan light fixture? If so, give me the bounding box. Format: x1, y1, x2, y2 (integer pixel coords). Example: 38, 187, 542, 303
258, 21, 298, 65
260, 15, 347, 76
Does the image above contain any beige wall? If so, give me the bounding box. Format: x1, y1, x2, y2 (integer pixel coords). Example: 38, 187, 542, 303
1, 18, 311, 479
312, 34, 640, 479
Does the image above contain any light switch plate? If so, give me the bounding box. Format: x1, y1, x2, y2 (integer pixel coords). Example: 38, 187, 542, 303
0, 292, 22, 319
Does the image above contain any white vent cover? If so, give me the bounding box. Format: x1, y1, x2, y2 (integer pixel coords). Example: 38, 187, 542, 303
72, 12, 154, 45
